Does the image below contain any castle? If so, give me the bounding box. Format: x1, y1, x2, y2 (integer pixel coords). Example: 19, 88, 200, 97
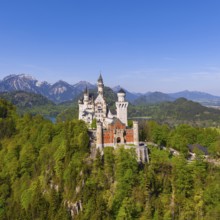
78, 74, 148, 162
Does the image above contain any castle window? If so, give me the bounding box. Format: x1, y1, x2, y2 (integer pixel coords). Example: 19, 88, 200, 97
117, 137, 121, 143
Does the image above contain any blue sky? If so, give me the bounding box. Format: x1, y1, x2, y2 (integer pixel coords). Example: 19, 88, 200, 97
0, 0, 220, 95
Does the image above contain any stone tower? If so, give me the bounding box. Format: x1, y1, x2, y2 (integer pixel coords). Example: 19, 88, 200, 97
97, 74, 104, 95
133, 121, 139, 146
96, 120, 103, 151
83, 87, 89, 105
116, 89, 128, 126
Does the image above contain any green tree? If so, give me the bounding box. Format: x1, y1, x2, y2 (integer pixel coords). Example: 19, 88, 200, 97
91, 118, 97, 129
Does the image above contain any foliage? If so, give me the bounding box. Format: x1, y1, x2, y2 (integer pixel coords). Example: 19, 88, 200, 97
2, 90, 220, 129
129, 98, 220, 127
139, 120, 220, 157
0, 91, 54, 107
91, 118, 97, 129
0, 99, 220, 219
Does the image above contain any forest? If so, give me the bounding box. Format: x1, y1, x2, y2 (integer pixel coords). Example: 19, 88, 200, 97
2, 90, 220, 128
0, 98, 220, 219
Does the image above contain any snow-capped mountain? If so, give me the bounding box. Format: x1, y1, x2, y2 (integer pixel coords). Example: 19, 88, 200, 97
48, 80, 79, 102
1, 74, 220, 106
0, 74, 39, 93
0, 74, 96, 103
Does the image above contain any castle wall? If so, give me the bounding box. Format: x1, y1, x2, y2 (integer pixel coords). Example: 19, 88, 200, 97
133, 121, 139, 146
107, 119, 126, 130
102, 127, 134, 146
103, 130, 114, 144
96, 122, 103, 150
125, 129, 134, 143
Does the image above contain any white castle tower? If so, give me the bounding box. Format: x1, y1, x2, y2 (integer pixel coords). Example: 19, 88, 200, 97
96, 120, 103, 151
133, 121, 139, 146
97, 74, 104, 95
95, 74, 107, 123
83, 87, 89, 105
116, 89, 128, 126
78, 86, 94, 124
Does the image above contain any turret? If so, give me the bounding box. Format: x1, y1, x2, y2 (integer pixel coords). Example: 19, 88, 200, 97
117, 89, 126, 102
97, 74, 104, 95
84, 86, 89, 104
116, 89, 128, 126
133, 121, 139, 146
78, 98, 83, 104
96, 121, 103, 151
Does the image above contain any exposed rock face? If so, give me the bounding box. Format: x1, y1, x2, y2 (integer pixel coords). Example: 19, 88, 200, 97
0, 74, 95, 103
0, 74, 39, 93
65, 200, 83, 219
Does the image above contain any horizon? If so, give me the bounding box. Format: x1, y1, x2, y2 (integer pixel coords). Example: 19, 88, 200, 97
0, 1, 220, 95
1, 73, 220, 97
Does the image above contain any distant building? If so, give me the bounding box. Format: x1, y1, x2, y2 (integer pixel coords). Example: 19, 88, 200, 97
188, 144, 209, 155
78, 74, 148, 162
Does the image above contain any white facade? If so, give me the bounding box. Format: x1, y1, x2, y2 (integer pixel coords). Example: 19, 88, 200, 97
78, 75, 128, 128
78, 88, 95, 124
116, 89, 128, 126
78, 75, 148, 163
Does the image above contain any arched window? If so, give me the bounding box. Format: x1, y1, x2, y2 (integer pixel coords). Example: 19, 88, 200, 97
117, 137, 121, 143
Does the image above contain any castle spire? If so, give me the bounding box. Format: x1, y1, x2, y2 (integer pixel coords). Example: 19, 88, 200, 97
97, 73, 104, 95
98, 73, 103, 83
84, 86, 89, 94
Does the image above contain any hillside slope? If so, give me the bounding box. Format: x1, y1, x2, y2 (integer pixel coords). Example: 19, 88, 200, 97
0, 91, 55, 108
0, 99, 219, 219
133, 92, 174, 105
129, 98, 220, 126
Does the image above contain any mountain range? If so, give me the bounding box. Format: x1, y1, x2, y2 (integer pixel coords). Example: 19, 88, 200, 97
0, 74, 96, 103
1, 74, 220, 106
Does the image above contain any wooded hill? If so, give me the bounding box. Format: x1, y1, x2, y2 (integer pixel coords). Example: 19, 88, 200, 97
0, 99, 220, 219
0, 91, 54, 107
1, 90, 220, 127
129, 98, 220, 127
